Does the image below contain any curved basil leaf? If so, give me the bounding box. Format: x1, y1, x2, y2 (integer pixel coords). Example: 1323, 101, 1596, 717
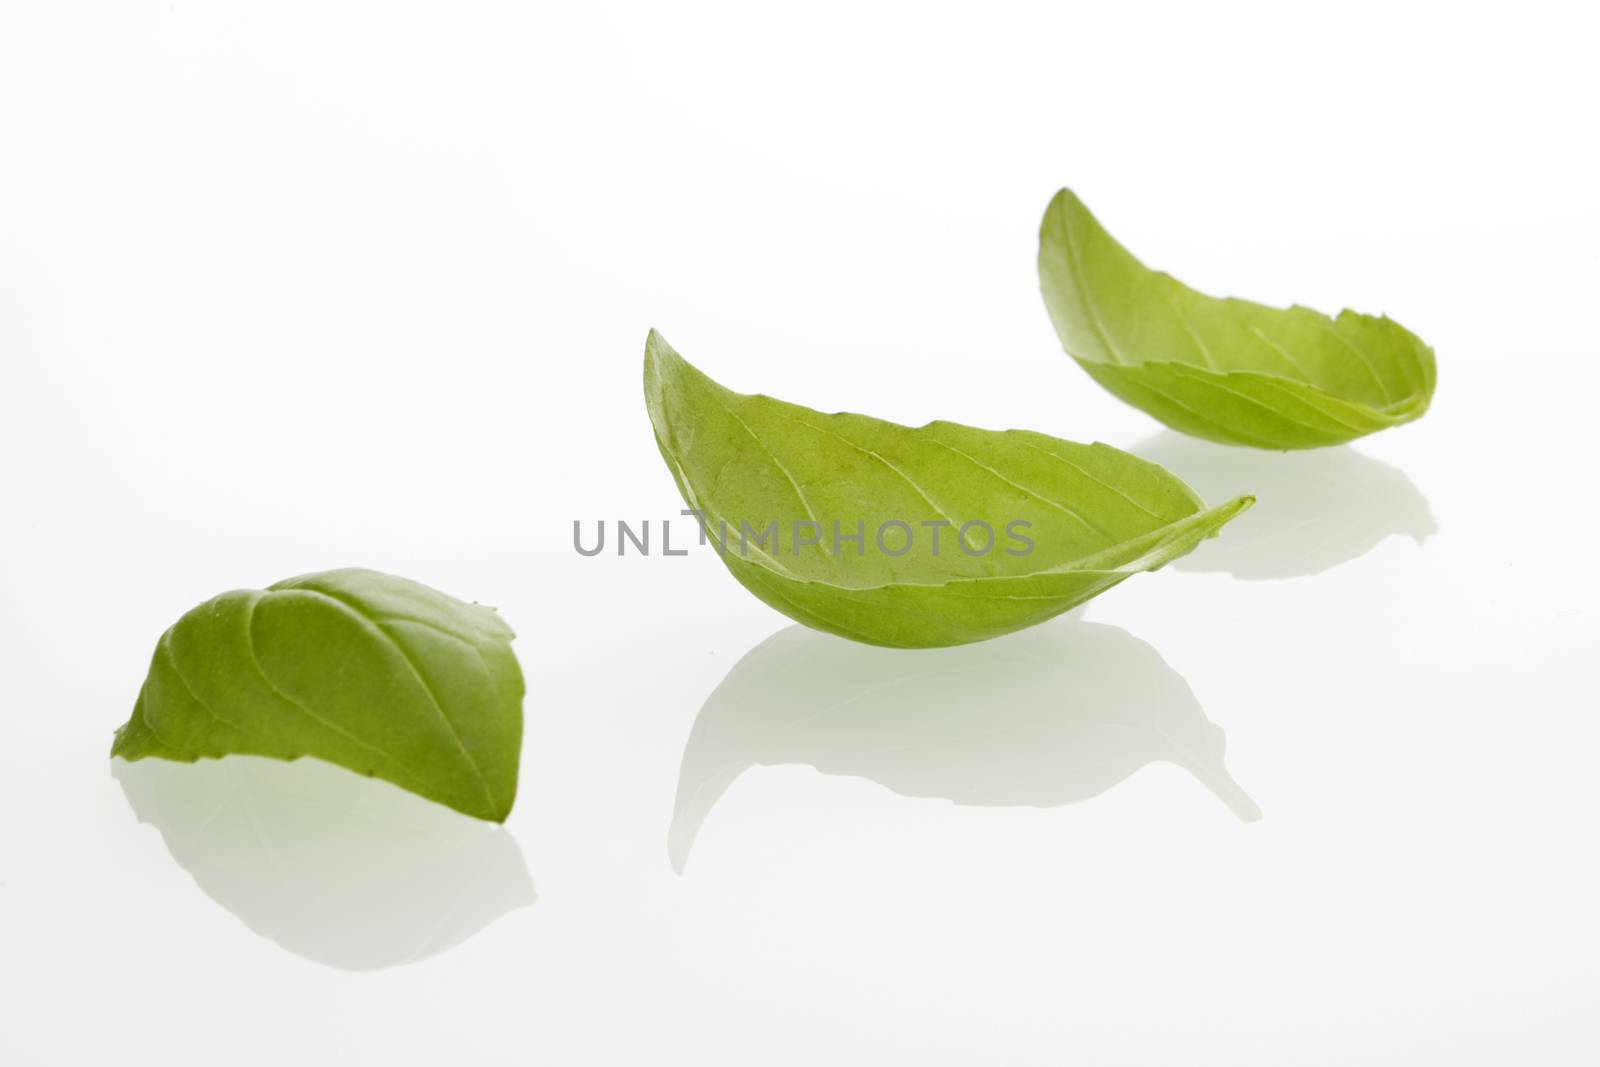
1038, 189, 1437, 449
644, 330, 1252, 648
111, 568, 523, 822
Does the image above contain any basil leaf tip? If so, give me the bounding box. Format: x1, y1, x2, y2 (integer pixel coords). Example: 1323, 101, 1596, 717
644, 329, 1252, 648
1038, 188, 1437, 450
111, 567, 524, 823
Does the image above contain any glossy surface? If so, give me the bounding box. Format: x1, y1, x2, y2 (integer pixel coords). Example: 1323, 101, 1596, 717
3, 3, 1597, 1064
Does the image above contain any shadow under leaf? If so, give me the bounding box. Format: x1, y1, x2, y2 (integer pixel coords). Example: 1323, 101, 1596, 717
669, 620, 1257, 873
114, 754, 534, 971
1133, 431, 1435, 579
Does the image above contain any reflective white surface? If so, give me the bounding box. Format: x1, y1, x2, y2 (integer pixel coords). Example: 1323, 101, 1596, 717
670, 620, 1262, 875
113, 756, 534, 971
3, 2, 1598, 1064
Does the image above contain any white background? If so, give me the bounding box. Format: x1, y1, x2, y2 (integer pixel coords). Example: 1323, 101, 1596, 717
3, 2, 1598, 1063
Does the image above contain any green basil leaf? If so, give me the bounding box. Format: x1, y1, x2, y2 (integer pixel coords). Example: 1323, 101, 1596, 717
111, 568, 523, 822
1038, 189, 1437, 449
644, 330, 1252, 648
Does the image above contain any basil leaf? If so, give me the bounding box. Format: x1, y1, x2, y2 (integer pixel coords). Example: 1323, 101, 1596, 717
670, 621, 1259, 872
111, 568, 523, 822
644, 331, 1252, 648
1038, 189, 1437, 449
